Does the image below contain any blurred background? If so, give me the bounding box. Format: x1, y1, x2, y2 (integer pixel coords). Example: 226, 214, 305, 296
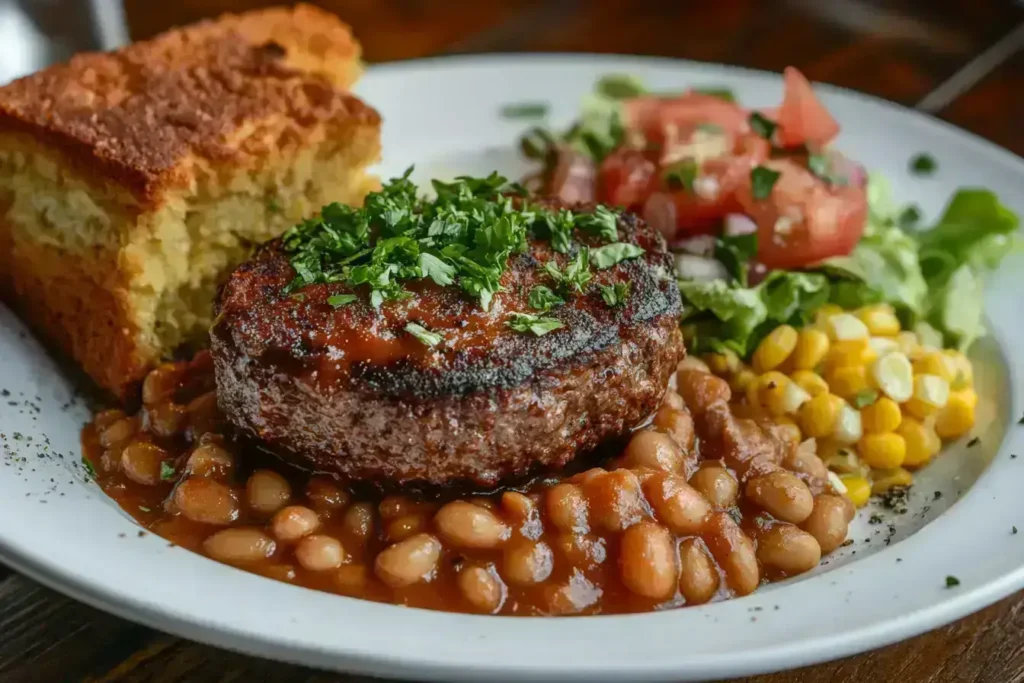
1, 0, 1022, 152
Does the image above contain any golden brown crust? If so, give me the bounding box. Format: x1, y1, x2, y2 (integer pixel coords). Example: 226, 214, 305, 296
0, 3, 374, 206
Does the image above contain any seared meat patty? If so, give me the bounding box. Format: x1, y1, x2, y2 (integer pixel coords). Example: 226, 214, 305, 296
212, 203, 683, 488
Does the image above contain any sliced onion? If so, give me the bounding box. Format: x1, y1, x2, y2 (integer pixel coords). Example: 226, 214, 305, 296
643, 192, 677, 240
723, 213, 757, 236
673, 253, 729, 282
549, 147, 596, 204
672, 234, 717, 256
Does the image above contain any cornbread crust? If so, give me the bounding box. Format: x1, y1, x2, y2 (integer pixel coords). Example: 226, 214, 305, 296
0, 4, 381, 398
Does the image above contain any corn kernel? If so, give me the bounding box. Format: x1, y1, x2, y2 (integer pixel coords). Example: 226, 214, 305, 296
820, 442, 868, 476
898, 417, 941, 468
826, 338, 878, 370
761, 374, 810, 417
825, 365, 873, 401
840, 475, 872, 508
872, 351, 913, 403
827, 313, 870, 341
912, 351, 956, 384
861, 397, 902, 433
790, 370, 829, 397
934, 389, 977, 440
753, 325, 799, 373
790, 328, 830, 371
814, 304, 844, 328
871, 467, 913, 495
730, 367, 757, 394
895, 331, 921, 358
833, 402, 864, 444
904, 374, 951, 419
705, 350, 740, 376
747, 371, 790, 413
869, 337, 900, 357
858, 432, 906, 469
914, 321, 944, 350
800, 392, 844, 438
945, 350, 974, 390
856, 304, 901, 337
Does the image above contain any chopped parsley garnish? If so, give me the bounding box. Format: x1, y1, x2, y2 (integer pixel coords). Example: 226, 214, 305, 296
751, 166, 782, 200
405, 323, 443, 347
591, 242, 645, 270
519, 127, 559, 161
1017, 412, 1023, 425
807, 153, 830, 180
715, 233, 758, 286
967, 437, 980, 448
692, 87, 736, 103
749, 112, 777, 140
852, 389, 880, 409
898, 204, 922, 228
575, 205, 619, 242
664, 159, 698, 192
599, 282, 630, 307
945, 575, 960, 588
528, 285, 565, 312
910, 153, 937, 176
544, 248, 593, 295
81, 457, 96, 479
160, 461, 177, 481
500, 102, 549, 119
327, 293, 358, 308
506, 313, 564, 336
595, 74, 647, 99
544, 209, 577, 254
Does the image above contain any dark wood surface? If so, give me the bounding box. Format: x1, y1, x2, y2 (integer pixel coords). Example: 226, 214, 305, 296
6, 1, 1024, 681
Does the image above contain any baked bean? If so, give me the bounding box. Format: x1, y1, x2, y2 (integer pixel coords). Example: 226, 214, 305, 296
677, 356, 711, 374
142, 363, 182, 406
270, 505, 320, 543
545, 483, 589, 532
435, 501, 509, 549
121, 441, 168, 486
620, 521, 677, 600
375, 533, 442, 588
801, 495, 852, 553
458, 565, 506, 613
703, 512, 759, 596
642, 472, 711, 535
652, 406, 695, 452
246, 469, 292, 516
343, 502, 376, 543
146, 402, 187, 438
173, 477, 240, 525
582, 469, 648, 532
503, 540, 554, 585
570, 467, 606, 486
545, 570, 601, 615
662, 391, 685, 411
99, 446, 124, 473
756, 524, 822, 575
295, 535, 345, 571
469, 497, 498, 511
186, 391, 219, 435
258, 564, 297, 583
676, 369, 731, 415
746, 471, 814, 524
306, 476, 350, 514
185, 443, 235, 479
335, 564, 369, 592
386, 514, 426, 542
203, 528, 276, 564
502, 491, 542, 539
678, 538, 719, 605
99, 416, 138, 448
93, 409, 126, 431
379, 495, 415, 520
552, 532, 607, 569
621, 431, 684, 473
688, 465, 739, 509
784, 445, 829, 481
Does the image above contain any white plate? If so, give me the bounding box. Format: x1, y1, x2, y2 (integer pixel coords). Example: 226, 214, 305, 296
1, 55, 1023, 682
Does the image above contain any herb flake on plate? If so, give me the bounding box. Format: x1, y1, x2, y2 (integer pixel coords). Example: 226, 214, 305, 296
910, 153, 937, 176
405, 323, 443, 347
528, 286, 565, 312
751, 166, 782, 200
159, 461, 177, 481
500, 102, 549, 119
749, 112, 777, 140
327, 293, 358, 308
506, 313, 564, 336
945, 575, 960, 588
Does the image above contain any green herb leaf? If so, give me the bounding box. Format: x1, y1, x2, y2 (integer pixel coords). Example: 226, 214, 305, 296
418, 253, 456, 286
599, 282, 630, 307
664, 159, 698, 192
750, 166, 782, 200
852, 389, 880, 409
715, 234, 758, 286
910, 153, 937, 176
160, 461, 177, 481
945, 575, 960, 588
506, 312, 565, 336
405, 322, 443, 347
591, 242, 645, 270
500, 102, 549, 119
327, 293, 358, 308
544, 209, 576, 254
528, 285, 565, 312
544, 248, 593, 294
898, 204, 922, 228
575, 205, 619, 242
692, 87, 736, 103
81, 457, 97, 479
749, 112, 777, 140
807, 153, 831, 181
594, 74, 647, 99
519, 127, 559, 161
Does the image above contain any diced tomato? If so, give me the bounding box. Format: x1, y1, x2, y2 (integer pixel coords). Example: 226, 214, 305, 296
623, 92, 750, 146
599, 148, 658, 209
776, 67, 840, 149
735, 159, 867, 269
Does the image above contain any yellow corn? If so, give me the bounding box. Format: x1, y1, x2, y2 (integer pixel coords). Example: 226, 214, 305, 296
904, 374, 951, 419
825, 365, 873, 400
705, 350, 740, 376
856, 304, 901, 337
799, 392, 844, 438
730, 367, 757, 394
895, 331, 920, 357
826, 338, 878, 370
814, 304, 844, 329
944, 350, 974, 390
790, 370, 830, 397
898, 417, 941, 468
820, 441, 868, 476
826, 313, 870, 341
790, 328, 830, 371
840, 475, 872, 507
871, 467, 913, 495
752, 325, 799, 374
858, 432, 907, 469
934, 389, 977, 440
861, 397, 902, 433
912, 350, 956, 384
746, 371, 789, 413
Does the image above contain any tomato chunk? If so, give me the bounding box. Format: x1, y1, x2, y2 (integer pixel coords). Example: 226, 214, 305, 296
599, 148, 658, 209
776, 67, 840, 149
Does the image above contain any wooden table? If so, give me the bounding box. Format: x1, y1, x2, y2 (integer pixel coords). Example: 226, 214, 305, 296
6, 1, 1024, 681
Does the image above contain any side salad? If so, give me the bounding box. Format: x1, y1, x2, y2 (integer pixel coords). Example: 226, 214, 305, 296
517, 68, 1021, 357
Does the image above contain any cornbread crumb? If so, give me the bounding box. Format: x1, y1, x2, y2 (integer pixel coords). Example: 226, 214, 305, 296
0, 4, 380, 397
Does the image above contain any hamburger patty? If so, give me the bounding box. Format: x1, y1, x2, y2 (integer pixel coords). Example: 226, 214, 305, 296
211, 197, 684, 488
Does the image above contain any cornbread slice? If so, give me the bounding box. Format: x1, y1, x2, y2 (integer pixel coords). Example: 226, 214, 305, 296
0, 4, 381, 398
